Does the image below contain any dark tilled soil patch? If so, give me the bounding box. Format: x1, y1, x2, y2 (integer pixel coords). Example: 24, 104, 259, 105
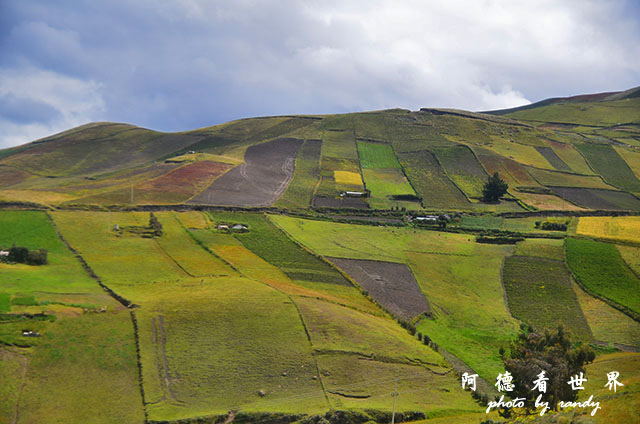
550, 187, 640, 211
313, 196, 369, 209
327, 257, 429, 320
535, 146, 571, 171
189, 138, 303, 206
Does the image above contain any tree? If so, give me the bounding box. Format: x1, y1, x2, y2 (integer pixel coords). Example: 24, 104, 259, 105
148, 212, 163, 236
499, 325, 595, 417
482, 172, 508, 203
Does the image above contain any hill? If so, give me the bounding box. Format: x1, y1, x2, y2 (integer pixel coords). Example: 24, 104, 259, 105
1, 88, 640, 423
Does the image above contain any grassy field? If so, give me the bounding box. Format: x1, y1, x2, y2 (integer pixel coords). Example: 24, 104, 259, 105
356, 141, 401, 169
504, 97, 640, 126
361, 168, 420, 210
577, 216, 640, 243
514, 238, 565, 260
15, 311, 145, 424
457, 215, 570, 234
614, 145, 640, 180
137, 277, 327, 421
573, 281, 640, 347
432, 145, 488, 198
275, 139, 322, 209
546, 139, 595, 174
502, 255, 591, 340
526, 166, 615, 189
0, 211, 114, 313
565, 238, 640, 317
575, 143, 640, 192
271, 215, 519, 380
514, 190, 586, 210
398, 150, 470, 209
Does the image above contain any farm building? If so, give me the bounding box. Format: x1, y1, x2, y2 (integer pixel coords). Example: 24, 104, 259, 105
414, 216, 438, 222
216, 224, 229, 230
231, 224, 248, 231
0, 250, 8, 257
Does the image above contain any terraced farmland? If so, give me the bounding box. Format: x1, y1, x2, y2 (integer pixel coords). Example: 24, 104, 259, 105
565, 237, 640, 318
189, 138, 303, 206
577, 216, 640, 243
575, 143, 640, 192
433, 145, 488, 198
551, 187, 640, 210
398, 150, 470, 209
502, 255, 591, 340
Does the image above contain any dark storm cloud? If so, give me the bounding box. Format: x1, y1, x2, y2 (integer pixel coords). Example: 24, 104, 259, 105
1, 0, 639, 147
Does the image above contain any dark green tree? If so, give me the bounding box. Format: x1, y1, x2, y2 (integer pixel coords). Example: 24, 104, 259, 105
500, 325, 595, 417
482, 172, 508, 202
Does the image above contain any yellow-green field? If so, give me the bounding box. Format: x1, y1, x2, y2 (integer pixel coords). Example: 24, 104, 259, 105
577, 216, 640, 243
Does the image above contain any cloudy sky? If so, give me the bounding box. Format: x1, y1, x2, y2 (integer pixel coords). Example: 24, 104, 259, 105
1, 0, 639, 148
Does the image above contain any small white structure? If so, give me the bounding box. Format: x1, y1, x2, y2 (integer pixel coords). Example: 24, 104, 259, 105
414, 216, 438, 222
0, 250, 9, 257
340, 191, 368, 198
22, 330, 40, 337
231, 224, 248, 231
216, 224, 229, 230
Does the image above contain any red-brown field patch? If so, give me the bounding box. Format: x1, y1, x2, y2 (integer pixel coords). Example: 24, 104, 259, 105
139, 160, 233, 195
328, 257, 430, 321
0, 166, 32, 188
475, 149, 539, 188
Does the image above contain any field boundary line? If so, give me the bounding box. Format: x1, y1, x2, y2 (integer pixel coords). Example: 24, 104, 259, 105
10, 350, 28, 424
131, 311, 151, 423
45, 212, 135, 309
564, 239, 640, 323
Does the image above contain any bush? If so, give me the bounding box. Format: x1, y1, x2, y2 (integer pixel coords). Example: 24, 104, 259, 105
6, 246, 47, 265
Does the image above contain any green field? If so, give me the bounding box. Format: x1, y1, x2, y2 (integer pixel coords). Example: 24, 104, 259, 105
575, 143, 640, 192
526, 166, 615, 189
271, 215, 520, 380
398, 150, 470, 209
361, 168, 420, 210
276, 139, 322, 208
502, 255, 591, 340
504, 98, 640, 126
433, 145, 488, 198
565, 238, 640, 317
356, 141, 401, 169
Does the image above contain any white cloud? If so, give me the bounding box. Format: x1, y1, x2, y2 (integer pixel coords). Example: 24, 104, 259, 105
0, 67, 105, 148
0, 0, 638, 147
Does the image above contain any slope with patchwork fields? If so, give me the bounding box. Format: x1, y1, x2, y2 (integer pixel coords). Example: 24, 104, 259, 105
1, 87, 639, 423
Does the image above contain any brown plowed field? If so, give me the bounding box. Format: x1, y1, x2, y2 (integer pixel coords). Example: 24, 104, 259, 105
550, 187, 640, 211
313, 196, 369, 209
328, 257, 430, 320
189, 138, 303, 206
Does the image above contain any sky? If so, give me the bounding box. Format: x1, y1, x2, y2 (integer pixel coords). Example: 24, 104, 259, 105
0, 0, 639, 148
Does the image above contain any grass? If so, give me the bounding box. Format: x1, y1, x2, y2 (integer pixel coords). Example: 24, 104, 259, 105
275, 139, 322, 209
504, 97, 640, 126
16, 311, 145, 423
315, 352, 480, 414
577, 216, 640, 243
547, 139, 595, 174
514, 238, 565, 260
333, 170, 362, 185
398, 150, 470, 209
154, 212, 236, 277
0, 211, 110, 306
481, 136, 554, 169
212, 212, 350, 285
361, 168, 420, 210
514, 191, 586, 210
295, 296, 444, 365
356, 141, 401, 169
572, 281, 640, 347
618, 245, 640, 276
526, 167, 615, 189
322, 129, 358, 159
565, 238, 640, 317
270, 215, 519, 380
410, 251, 519, 380
432, 145, 488, 198
614, 145, 640, 180
502, 255, 591, 340
575, 143, 640, 192
137, 278, 327, 421
51, 212, 187, 293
